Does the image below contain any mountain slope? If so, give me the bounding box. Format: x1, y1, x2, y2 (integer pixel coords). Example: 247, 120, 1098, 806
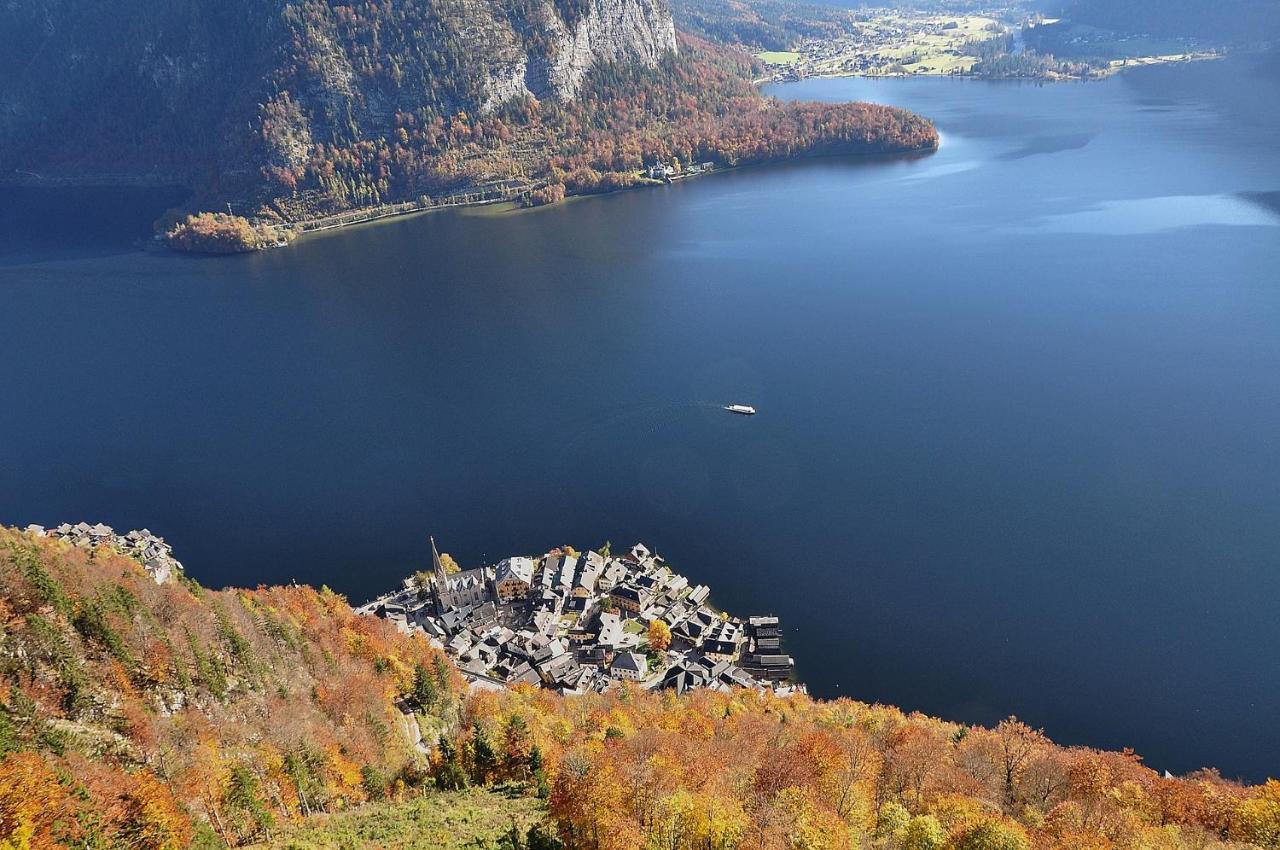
0, 0, 673, 186
3, 524, 1279, 850
0, 526, 459, 848
0, 0, 936, 230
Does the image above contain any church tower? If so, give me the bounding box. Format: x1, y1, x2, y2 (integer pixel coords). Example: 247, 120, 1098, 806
430, 536, 447, 613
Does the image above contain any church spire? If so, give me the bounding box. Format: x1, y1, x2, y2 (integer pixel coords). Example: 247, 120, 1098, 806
431, 535, 444, 581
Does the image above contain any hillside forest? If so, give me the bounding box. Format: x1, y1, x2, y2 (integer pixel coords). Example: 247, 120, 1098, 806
0, 0, 938, 250
2, 527, 1279, 850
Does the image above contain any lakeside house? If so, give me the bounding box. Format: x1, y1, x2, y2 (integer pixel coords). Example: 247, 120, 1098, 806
493, 556, 535, 602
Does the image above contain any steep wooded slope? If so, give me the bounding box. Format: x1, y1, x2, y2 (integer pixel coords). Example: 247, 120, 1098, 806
0, 0, 936, 223
0, 526, 459, 848
0, 0, 675, 193
3, 525, 1278, 850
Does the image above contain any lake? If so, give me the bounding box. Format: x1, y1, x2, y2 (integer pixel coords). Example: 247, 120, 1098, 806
2, 56, 1278, 780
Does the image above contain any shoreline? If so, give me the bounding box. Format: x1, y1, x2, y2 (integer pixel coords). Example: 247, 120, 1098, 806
757, 49, 1223, 86
266, 141, 940, 250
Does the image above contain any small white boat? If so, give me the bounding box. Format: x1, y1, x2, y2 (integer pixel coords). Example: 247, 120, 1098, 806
724, 404, 757, 416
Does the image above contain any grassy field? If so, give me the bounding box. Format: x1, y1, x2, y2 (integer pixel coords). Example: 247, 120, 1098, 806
795, 14, 1001, 77
870, 15, 998, 75
756, 50, 801, 65
246, 787, 548, 850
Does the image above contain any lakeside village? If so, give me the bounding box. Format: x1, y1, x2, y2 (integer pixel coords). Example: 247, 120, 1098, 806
357, 540, 803, 697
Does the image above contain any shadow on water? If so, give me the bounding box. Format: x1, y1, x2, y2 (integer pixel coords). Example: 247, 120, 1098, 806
0, 185, 188, 266
1240, 189, 1280, 216
999, 132, 1094, 160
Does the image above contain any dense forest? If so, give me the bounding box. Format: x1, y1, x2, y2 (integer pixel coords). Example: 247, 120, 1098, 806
3, 525, 1279, 850
671, 0, 859, 52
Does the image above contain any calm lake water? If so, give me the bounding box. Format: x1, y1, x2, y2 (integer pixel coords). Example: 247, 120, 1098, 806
2, 57, 1278, 780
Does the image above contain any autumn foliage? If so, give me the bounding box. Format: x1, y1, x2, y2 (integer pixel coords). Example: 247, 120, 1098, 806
448, 686, 1277, 850
164, 213, 294, 254
264, 33, 937, 217
4, 524, 1277, 850
0, 527, 458, 848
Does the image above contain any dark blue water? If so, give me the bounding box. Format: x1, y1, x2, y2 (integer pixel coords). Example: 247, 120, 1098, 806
2, 57, 1278, 780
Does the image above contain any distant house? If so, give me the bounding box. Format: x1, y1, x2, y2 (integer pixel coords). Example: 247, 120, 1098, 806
572, 561, 602, 604
493, 556, 535, 603
611, 651, 648, 681
609, 583, 652, 614
556, 555, 578, 593
703, 619, 743, 661
595, 612, 625, 651
600, 558, 629, 589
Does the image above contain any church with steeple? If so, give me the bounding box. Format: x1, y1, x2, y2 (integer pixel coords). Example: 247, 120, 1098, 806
429, 536, 491, 614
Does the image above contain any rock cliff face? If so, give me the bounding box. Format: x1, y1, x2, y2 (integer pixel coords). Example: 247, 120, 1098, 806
0, 0, 678, 186
542, 0, 679, 99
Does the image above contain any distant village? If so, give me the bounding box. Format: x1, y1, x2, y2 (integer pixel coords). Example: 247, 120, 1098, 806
357, 540, 802, 697
25, 522, 184, 585
645, 160, 715, 183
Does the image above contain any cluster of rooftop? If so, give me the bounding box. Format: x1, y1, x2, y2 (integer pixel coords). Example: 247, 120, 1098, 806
25, 522, 183, 584
356, 539, 800, 696
644, 161, 715, 182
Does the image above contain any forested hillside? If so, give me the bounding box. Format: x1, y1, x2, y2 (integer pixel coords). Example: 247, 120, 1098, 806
0, 526, 460, 848
0, 0, 936, 236
3, 524, 1279, 850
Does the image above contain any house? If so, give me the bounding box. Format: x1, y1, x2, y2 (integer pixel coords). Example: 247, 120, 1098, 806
536, 652, 579, 688
572, 561, 602, 605
703, 619, 743, 661
746, 616, 782, 652
740, 652, 794, 682
609, 583, 652, 614
508, 663, 542, 687
595, 612, 625, 651
601, 558, 629, 589
671, 607, 717, 648
558, 555, 578, 591
611, 651, 648, 681
493, 556, 535, 603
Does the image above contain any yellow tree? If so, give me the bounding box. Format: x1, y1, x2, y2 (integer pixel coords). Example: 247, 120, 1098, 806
647, 620, 672, 652
1234, 780, 1280, 847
